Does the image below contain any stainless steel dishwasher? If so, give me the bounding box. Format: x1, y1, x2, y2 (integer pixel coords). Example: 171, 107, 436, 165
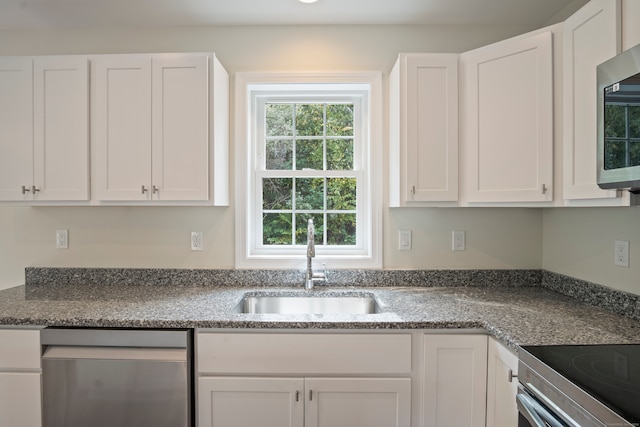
41, 328, 192, 427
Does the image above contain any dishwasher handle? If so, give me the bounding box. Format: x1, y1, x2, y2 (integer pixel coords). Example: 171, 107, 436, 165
41, 328, 189, 348
43, 346, 187, 362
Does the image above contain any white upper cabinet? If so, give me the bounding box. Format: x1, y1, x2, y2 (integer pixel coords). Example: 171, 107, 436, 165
33, 57, 89, 201
0, 58, 33, 202
563, 0, 623, 204
92, 53, 229, 205
0, 56, 89, 202
462, 30, 554, 204
93, 55, 152, 201
389, 54, 459, 206
151, 56, 209, 201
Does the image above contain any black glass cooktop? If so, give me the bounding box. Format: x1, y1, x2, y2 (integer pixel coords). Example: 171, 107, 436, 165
523, 344, 640, 424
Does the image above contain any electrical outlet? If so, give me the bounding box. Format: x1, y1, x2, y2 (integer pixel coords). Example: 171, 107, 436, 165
452, 230, 465, 251
399, 230, 412, 251
191, 232, 204, 251
56, 229, 68, 249
614, 240, 629, 268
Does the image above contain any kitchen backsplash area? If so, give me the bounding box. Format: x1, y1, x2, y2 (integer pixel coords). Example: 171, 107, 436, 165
23, 267, 640, 322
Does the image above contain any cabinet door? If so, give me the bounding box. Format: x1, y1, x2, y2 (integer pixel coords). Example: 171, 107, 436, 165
422, 334, 487, 427
0, 372, 42, 427
389, 54, 459, 205
486, 338, 518, 427
305, 378, 411, 427
33, 57, 89, 201
463, 31, 553, 203
563, 0, 621, 203
0, 58, 33, 201
152, 55, 209, 201
93, 55, 152, 201
198, 377, 304, 427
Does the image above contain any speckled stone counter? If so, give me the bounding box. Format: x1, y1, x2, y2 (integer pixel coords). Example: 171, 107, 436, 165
1, 268, 640, 351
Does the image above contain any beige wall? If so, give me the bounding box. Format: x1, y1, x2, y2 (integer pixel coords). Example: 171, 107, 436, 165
1, 5, 636, 298
543, 208, 640, 295
0, 24, 549, 289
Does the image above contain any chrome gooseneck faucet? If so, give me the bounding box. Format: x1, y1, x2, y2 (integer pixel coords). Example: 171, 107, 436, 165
305, 219, 327, 290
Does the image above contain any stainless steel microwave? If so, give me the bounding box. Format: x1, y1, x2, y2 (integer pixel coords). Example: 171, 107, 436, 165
597, 43, 640, 193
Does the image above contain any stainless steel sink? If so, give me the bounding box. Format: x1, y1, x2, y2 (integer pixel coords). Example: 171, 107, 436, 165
236, 295, 380, 315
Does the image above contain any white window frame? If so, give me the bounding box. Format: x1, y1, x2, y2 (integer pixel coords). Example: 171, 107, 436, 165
235, 72, 383, 269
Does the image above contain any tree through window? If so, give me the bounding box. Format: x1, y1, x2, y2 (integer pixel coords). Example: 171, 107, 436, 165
261, 102, 358, 247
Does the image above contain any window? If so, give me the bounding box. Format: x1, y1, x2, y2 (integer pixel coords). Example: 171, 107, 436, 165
235, 73, 382, 269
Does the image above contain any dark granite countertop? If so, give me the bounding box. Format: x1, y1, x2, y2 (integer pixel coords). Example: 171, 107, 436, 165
1, 277, 640, 351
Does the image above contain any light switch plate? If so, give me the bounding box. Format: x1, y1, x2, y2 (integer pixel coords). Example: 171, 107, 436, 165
399, 230, 412, 251
452, 230, 465, 251
56, 229, 68, 249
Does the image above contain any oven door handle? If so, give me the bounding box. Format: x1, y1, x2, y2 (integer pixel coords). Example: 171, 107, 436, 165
517, 392, 567, 427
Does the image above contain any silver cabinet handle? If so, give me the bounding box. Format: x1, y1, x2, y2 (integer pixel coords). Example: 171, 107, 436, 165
509, 369, 518, 383
141, 185, 148, 194
295, 390, 300, 402
21, 185, 30, 194
31, 186, 40, 194
153, 185, 159, 194
309, 390, 313, 401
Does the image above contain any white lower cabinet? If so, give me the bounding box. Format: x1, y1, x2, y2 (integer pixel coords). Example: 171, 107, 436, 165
486, 337, 519, 427
421, 334, 488, 427
0, 372, 42, 427
198, 376, 411, 427
0, 328, 42, 427
307, 378, 411, 427
196, 331, 412, 427
196, 330, 498, 427
198, 377, 304, 427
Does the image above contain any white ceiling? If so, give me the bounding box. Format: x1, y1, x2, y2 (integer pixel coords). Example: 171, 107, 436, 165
0, 0, 586, 30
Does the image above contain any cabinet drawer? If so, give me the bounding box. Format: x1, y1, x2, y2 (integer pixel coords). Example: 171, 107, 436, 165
0, 329, 41, 370
197, 332, 411, 375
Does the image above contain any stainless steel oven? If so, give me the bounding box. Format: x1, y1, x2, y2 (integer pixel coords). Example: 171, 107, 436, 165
41, 328, 192, 427
518, 345, 639, 427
